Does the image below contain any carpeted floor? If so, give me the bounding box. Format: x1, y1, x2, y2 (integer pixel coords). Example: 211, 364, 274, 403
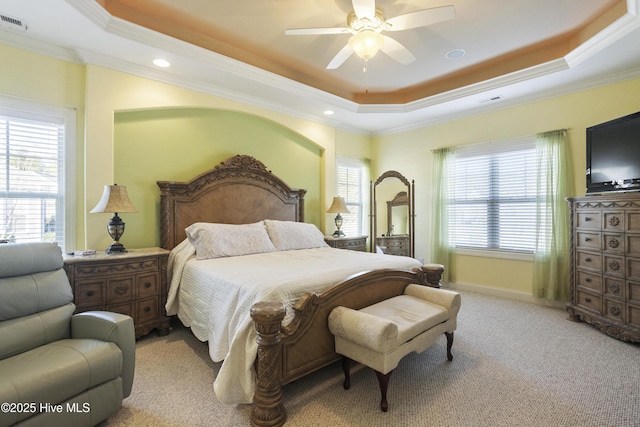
101, 290, 640, 427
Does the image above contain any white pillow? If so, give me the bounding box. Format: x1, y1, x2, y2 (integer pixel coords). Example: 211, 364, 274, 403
185, 221, 276, 260
264, 220, 329, 251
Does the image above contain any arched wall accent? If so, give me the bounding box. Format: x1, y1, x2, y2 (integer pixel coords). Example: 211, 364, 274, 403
113, 107, 323, 248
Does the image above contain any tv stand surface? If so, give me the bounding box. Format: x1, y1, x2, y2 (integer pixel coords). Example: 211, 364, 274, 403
566, 192, 640, 342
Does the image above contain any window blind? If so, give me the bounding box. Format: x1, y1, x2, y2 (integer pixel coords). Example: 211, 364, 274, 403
0, 112, 65, 248
447, 137, 545, 253
337, 158, 368, 237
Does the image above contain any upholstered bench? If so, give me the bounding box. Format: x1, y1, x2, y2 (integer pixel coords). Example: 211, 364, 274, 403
328, 284, 461, 411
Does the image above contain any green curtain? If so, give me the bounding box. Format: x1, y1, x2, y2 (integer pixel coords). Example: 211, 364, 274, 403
430, 147, 455, 281
533, 129, 574, 301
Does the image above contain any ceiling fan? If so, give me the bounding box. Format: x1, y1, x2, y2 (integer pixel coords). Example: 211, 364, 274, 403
285, 0, 455, 69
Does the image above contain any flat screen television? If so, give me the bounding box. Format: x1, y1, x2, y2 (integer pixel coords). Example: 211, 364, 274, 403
586, 111, 640, 194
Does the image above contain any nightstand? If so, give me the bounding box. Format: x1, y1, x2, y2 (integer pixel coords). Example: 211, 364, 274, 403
64, 247, 170, 338
324, 235, 368, 251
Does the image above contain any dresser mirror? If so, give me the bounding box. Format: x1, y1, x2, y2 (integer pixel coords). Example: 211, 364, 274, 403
370, 171, 414, 257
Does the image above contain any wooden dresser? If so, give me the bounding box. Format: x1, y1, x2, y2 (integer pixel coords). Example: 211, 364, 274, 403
567, 193, 640, 342
324, 235, 368, 251
375, 235, 410, 256
64, 247, 171, 338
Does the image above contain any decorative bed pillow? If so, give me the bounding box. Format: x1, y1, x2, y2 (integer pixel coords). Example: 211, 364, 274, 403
264, 220, 329, 251
185, 222, 276, 260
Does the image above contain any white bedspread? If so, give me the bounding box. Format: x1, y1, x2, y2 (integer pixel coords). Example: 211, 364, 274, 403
166, 240, 422, 404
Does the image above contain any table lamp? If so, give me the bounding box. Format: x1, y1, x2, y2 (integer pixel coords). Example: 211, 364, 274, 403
327, 196, 350, 237
90, 184, 138, 253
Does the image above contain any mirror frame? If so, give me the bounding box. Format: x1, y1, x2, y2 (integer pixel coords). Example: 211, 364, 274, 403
369, 170, 415, 257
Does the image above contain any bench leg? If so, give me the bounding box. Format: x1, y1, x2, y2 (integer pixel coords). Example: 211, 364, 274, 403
374, 370, 393, 412
445, 332, 454, 361
341, 356, 351, 390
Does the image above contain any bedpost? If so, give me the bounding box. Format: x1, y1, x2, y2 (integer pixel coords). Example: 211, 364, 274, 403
419, 264, 445, 288
250, 302, 287, 427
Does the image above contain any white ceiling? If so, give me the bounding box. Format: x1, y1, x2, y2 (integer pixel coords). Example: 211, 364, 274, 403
1, 0, 640, 135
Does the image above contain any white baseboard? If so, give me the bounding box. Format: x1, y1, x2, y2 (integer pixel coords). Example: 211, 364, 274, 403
443, 281, 566, 309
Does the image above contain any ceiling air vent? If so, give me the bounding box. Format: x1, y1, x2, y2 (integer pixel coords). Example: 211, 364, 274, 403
0, 14, 27, 31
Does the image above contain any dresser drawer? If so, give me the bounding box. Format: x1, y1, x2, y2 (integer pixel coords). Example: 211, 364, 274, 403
107, 277, 135, 303
136, 296, 159, 323
137, 272, 159, 298
576, 211, 601, 230
576, 270, 602, 292
74, 280, 106, 308
108, 302, 134, 318
627, 235, 640, 258
604, 277, 625, 298
627, 258, 640, 281
604, 299, 625, 322
576, 231, 601, 250
603, 233, 623, 253
603, 212, 624, 232
627, 211, 640, 232
576, 290, 601, 313
73, 258, 159, 278
577, 251, 601, 271
628, 281, 640, 304
628, 304, 640, 329
603, 255, 624, 277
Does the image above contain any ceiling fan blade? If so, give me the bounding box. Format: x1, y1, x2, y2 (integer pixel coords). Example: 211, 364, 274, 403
380, 35, 416, 65
327, 44, 354, 69
352, 0, 376, 19
386, 5, 455, 31
285, 27, 349, 35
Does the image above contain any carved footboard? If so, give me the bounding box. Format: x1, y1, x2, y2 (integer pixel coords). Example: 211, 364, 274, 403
250, 264, 444, 426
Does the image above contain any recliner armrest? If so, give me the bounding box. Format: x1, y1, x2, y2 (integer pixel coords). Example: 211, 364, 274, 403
71, 311, 135, 398
404, 284, 461, 316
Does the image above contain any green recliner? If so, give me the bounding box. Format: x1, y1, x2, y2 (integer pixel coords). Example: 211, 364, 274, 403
0, 242, 135, 427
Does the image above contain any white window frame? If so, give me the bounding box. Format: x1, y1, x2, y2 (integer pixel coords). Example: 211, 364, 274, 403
336, 157, 369, 237
0, 97, 76, 252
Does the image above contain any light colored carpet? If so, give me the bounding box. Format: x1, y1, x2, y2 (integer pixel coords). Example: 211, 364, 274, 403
101, 290, 640, 427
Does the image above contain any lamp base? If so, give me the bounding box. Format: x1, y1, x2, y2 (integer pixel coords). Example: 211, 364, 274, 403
106, 242, 127, 254
332, 229, 345, 237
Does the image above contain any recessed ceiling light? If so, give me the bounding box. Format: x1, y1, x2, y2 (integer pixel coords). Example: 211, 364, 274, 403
324, 110, 335, 116
153, 59, 171, 68
445, 49, 466, 60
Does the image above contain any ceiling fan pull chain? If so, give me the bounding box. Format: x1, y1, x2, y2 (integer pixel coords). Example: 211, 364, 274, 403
364, 59, 369, 93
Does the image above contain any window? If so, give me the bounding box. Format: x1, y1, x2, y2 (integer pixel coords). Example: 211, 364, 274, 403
0, 100, 75, 251
336, 157, 368, 237
446, 137, 545, 253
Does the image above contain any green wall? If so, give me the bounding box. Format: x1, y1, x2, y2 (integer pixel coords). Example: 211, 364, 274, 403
114, 108, 323, 248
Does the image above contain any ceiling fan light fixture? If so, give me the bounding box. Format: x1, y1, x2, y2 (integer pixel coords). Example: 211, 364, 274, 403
349, 29, 384, 60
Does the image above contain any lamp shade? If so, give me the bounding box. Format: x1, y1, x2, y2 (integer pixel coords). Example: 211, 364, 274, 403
326, 196, 350, 214
349, 29, 384, 60
90, 184, 138, 214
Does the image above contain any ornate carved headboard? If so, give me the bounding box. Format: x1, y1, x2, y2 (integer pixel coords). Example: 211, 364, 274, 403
157, 155, 307, 250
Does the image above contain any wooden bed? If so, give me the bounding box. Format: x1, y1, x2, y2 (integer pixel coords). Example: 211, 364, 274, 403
157, 155, 443, 427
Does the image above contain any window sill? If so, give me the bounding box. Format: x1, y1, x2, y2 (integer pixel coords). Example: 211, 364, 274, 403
455, 248, 534, 262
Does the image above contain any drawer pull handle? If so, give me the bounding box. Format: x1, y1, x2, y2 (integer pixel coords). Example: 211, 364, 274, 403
585, 278, 591, 283
145, 282, 152, 288
585, 257, 592, 262
585, 297, 592, 303
144, 307, 151, 313
585, 217, 592, 222
87, 290, 94, 297
584, 237, 591, 242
